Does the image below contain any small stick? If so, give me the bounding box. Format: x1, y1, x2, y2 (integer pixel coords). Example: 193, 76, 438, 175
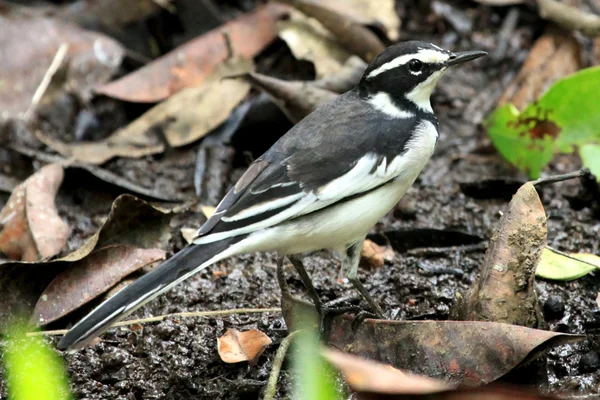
263, 330, 302, 400
24, 43, 69, 120
26, 307, 281, 337
531, 169, 591, 187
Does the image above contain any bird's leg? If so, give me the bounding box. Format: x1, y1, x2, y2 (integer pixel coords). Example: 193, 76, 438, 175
288, 255, 323, 314
342, 239, 386, 319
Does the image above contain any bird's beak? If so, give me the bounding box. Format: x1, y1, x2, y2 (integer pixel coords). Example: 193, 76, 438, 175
446, 50, 487, 66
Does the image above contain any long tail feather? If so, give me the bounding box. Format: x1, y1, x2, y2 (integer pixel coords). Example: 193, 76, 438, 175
57, 236, 245, 351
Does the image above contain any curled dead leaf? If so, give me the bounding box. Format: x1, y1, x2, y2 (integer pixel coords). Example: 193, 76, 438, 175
32, 246, 166, 325
0, 164, 70, 261
37, 58, 252, 164
234, 72, 337, 123
95, 3, 288, 102
454, 182, 545, 328
327, 317, 583, 386
278, 9, 352, 79
217, 328, 272, 365
360, 239, 394, 269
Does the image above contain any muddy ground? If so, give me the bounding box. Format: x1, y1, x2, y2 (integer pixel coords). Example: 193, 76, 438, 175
1, 0, 600, 399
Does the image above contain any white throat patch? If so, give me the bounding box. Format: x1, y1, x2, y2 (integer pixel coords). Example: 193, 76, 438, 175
367, 48, 450, 79
405, 68, 446, 113
367, 92, 415, 119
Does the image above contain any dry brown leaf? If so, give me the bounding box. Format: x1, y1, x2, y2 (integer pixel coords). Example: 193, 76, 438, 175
37, 58, 252, 164
0, 164, 70, 261
217, 328, 272, 365
498, 30, 581, 110
278, 9, 353, 79
0, 15, 124, 118
454, 182, 545, 328
327, 317, 583, 386
95, 3, 288, 102
32, 246, 166, 325
318, 0, 400, 41
235, 72, 338, 123
323, 348, 452, 394
283, 0, 385, 61
360, 239, 395, 269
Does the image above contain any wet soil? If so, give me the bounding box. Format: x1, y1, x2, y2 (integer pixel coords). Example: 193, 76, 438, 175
1, 0, 600, 399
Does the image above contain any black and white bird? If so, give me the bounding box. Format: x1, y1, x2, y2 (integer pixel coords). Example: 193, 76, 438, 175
58, 41, 486, 351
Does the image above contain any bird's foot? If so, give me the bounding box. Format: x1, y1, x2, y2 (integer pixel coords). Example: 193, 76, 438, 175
318, 304, 374, 340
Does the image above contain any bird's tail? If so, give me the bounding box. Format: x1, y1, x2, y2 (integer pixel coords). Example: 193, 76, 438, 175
57, 235, 246, 352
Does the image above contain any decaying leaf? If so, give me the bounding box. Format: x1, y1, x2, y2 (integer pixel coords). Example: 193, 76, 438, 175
536, 247, 600, 281
323, 348, 452, 394
36, 58, 252, 165
498, 30, 581, 111
0, 194, 172, 328
234, 72, 337, 123
0, 14, 124, 118
326, 316, 583, 386
318, 0, 400, 41
0, 164, 70, 261
454, 182, 545, 328
217, 328, 272, 365
95, 3, 288, 102
283, 0, 385, 61
32, 246, 165, 325
278, 9, 353, 79
360, 239, 394, 269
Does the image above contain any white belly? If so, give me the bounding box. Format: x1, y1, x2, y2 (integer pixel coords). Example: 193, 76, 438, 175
234, 178, 414, 255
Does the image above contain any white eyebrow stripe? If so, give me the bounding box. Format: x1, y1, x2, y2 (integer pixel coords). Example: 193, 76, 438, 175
367, 48, 451, 79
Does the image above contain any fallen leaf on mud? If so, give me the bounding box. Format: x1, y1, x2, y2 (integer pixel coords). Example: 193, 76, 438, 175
283, 0, 385, 61
0, 194, 172, 328
36, 58, 252, 164
278, 9, 353, 79
0, 15, 124, 118
454, 182, 545, 328
327, 317, 583, 386
536, 247, 600, 281
32, 246, 166, 325
360, 239, 394, 269
498, 30, 581, 111
318, 0, 400, 41
323, 348, 452, 394
0, 164, 70, 261
217, 328, 272, 365
234, 72, 337, 123
96, 3, 287, 102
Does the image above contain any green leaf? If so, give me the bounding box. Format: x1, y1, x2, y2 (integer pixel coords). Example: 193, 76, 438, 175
486, 66, 600, 179
536, 247, 600, 281
4, 322, 73, 400
293, 330, 342, 400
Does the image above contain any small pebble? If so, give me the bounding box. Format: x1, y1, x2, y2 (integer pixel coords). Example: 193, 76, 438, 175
543, 295, 565, 320
579, 351, 600, 373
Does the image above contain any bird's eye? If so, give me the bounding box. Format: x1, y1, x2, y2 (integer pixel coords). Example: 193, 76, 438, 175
408, 59, 422, 72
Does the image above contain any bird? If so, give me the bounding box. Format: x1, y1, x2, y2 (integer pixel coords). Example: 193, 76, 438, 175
58, 41, 486, 351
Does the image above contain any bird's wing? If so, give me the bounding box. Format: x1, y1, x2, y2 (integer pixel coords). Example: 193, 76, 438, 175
194, 90, 421, 244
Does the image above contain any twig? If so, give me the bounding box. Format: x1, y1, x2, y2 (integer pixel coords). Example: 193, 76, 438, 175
24, 43, 69, 120
545, 246, 600, 270
537, 0, 600, 37
263, 330, 302, 400
26, 307, 281, 337
531, 169, 591, 187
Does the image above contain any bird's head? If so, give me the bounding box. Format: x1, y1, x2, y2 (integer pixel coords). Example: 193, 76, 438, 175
359, 41, 486, 115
